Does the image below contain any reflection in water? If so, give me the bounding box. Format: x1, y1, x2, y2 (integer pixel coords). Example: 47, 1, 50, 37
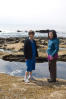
0, 59, 66, 79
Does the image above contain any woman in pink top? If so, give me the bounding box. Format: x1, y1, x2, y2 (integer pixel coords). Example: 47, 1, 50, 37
46, 30, 59, 83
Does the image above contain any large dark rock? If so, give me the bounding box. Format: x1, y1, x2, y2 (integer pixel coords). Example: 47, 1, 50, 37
0, 30, 2, 32
58, 55, 66, 62
36, 29, 49, 33
0, 38, 6, 44
17, 30, 22, 32
3, 54, 25, 62
3, 54, 48, 63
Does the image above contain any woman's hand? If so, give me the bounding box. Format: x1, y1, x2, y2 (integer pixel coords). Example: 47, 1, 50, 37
25, 59, 27, 61
50, 56, 53, 60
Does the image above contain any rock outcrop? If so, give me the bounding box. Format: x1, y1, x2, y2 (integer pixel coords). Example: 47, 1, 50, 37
0, 37, 66, 62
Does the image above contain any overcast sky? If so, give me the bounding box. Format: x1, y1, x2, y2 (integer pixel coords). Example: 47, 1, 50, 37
0, 0, 66, 31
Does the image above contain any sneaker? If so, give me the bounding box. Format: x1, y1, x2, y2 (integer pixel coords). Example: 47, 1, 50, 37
48, 79, 56, 83
24, 76, 29, 83
25, 79, 29, 83
24, 76, 26, 81
28, 75, 31, 80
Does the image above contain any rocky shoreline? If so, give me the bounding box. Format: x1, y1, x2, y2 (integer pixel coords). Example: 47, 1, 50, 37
0, 37, 66, 62
0, 37, 66, 99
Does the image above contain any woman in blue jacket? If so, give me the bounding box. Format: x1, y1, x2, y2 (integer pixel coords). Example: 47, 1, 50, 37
46, 30, 59, 83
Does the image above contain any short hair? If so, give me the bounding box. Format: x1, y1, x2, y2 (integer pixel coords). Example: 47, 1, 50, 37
48, 30, 57, 39
28, 30, 35, 35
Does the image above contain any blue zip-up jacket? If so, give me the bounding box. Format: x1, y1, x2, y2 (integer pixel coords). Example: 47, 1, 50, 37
46, 38, 59, 57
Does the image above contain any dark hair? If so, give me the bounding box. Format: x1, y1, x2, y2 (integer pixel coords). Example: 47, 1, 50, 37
28, 30, 35, 35
48, 30, 57, 39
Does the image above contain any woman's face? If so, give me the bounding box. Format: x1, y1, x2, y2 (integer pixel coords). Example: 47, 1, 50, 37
29, 34, 34, 39
49, 32, 53, 39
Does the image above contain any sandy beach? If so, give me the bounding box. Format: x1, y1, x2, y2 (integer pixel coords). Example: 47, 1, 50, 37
0, 73, 66, 99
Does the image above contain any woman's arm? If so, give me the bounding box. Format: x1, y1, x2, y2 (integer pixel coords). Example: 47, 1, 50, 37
51, 39, 59, 57
24, 39, 28, 59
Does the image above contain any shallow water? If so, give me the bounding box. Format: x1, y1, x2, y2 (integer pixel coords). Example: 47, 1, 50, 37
0, 59, 66, 79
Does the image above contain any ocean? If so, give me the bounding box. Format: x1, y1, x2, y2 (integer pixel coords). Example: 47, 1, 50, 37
0, 31, 66, 38
0, 24, 66, 38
